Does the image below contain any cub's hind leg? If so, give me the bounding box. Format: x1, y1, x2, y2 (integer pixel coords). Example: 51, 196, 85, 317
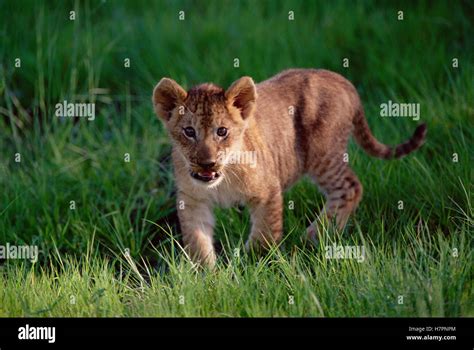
306, 156, 363, 241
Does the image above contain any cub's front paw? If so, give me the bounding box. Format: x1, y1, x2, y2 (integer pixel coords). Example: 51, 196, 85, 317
193, 251, 217, 270
305, 224, 320, 244
245, 235, 280, 256
244, 238, 266, 255
244, 239, 256, 253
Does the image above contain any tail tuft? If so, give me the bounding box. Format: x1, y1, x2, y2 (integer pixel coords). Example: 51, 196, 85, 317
393, 123, 427, 158
353, 108, 427, 160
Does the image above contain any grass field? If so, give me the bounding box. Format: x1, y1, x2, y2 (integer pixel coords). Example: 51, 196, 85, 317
0, 0, 472, 317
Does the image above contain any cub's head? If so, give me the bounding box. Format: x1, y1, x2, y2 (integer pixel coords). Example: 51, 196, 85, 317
152, 76, 257, 187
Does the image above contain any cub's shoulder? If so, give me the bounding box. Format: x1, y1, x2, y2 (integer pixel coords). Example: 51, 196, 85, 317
261, 68, 349, 85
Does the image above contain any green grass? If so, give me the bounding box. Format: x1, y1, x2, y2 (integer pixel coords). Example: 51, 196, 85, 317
0, 0, 472, 317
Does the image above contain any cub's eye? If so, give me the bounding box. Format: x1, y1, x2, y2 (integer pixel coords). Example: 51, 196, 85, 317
217, 127, 228, 137
183, 127, 196, 138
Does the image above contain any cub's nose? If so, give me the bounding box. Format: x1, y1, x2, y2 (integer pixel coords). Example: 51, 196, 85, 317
198, 161, 216, 170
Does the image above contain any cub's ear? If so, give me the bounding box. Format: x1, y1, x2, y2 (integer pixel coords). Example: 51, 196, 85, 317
225, 76, 257, 119
152, 78, 187, 121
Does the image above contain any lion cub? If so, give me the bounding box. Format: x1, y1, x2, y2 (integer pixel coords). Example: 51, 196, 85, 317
153, 69, 426, 267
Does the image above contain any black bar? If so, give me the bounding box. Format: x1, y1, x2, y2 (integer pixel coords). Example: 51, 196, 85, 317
0, 318, 471, 347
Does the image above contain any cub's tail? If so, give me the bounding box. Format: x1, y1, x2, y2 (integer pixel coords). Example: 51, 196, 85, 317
352, 108, 427, 159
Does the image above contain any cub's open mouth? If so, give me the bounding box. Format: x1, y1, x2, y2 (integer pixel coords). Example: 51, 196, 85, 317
191, 170, 221, 183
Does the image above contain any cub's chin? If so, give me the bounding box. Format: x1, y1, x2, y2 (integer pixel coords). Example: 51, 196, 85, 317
190, 170, 224, 188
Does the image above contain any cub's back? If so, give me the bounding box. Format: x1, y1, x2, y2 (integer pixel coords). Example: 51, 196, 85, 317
254, 69, 360, 182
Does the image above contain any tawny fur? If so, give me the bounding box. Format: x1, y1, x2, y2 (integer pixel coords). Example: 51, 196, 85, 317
153, 69, 427, 268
